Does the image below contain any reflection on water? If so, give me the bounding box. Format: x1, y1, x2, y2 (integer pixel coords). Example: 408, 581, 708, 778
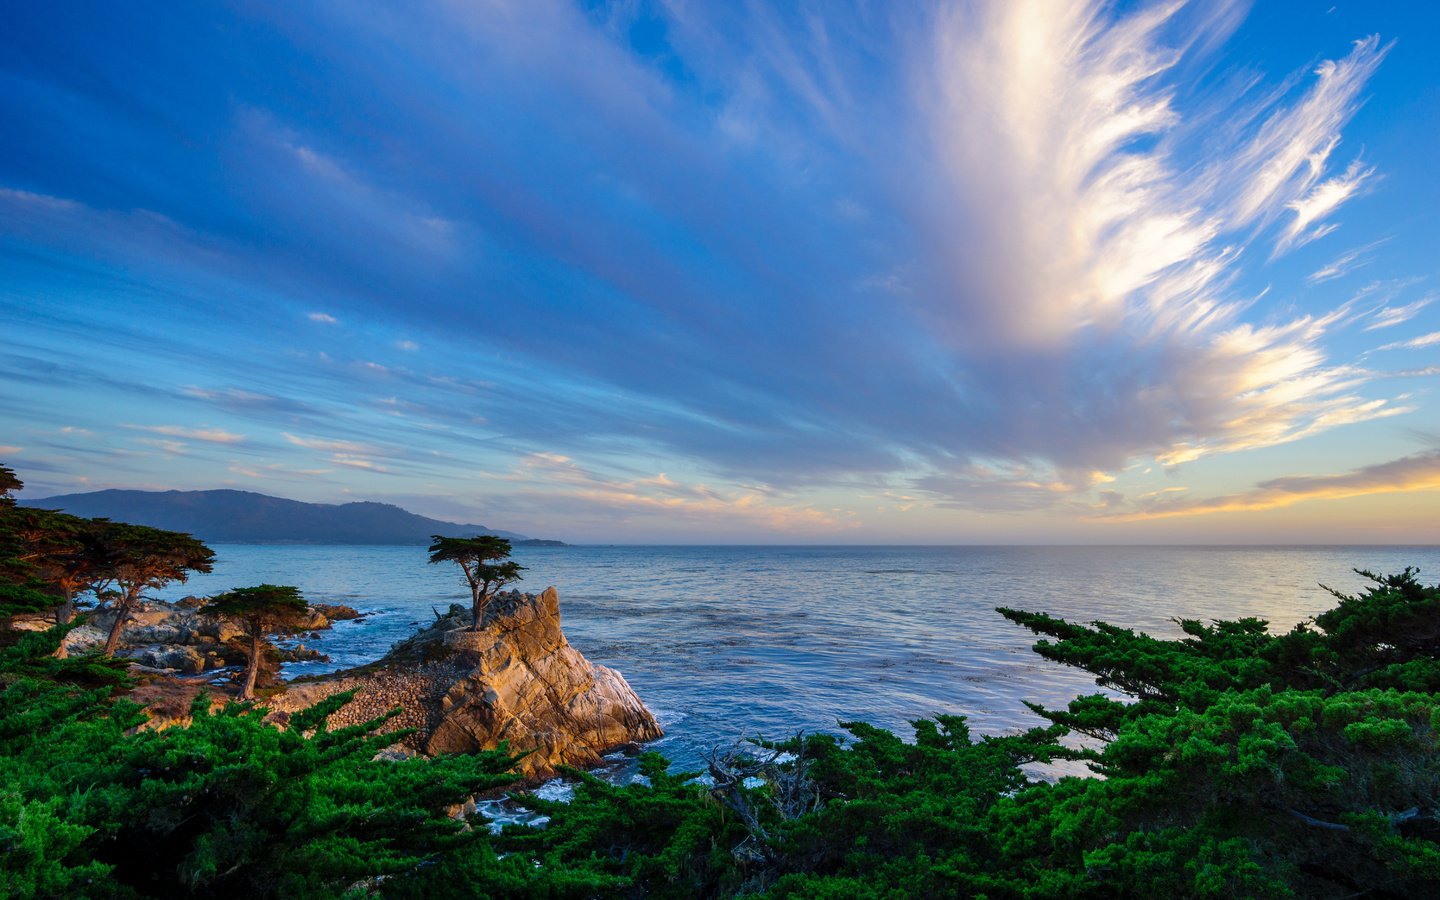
155, 544, 1440, 770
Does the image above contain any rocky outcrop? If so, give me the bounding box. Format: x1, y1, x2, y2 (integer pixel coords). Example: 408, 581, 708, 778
9, 598, 338, 680
269, 587, 662, 778
427, 586, 662, 772
9, 588, 660, 778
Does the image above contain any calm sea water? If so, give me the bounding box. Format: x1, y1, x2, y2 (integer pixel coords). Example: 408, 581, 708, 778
153, 545, 1440, 771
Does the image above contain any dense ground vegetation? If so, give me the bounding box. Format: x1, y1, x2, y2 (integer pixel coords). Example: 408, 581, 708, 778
3, 463, 1438, 897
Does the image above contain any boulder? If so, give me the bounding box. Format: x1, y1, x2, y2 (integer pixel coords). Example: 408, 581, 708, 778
423, 587, 663, 776
197, 617, 245, 644
61, 624, 108, 654
274, 644, 330, 663
143, 645, 205, 675
125, 619, 195, 645
294, 609, 331, 630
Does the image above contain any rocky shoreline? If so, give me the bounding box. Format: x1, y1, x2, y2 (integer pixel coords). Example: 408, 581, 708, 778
7, 598, 361, 678
268, 587, 663, 777
10, 585, 662, 780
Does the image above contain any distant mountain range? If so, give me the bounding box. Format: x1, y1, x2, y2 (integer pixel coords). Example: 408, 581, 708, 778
20, 489, 565, 546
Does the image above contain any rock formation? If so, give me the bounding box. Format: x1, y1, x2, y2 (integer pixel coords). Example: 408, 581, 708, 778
271, 587, 662, 778
8, 586, 660, 779
6, 597, 350, 677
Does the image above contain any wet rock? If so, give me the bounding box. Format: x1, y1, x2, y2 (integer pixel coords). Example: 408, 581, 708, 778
143, 645, 205, 674
312, 603, 364, 621
274, 644, 330, 663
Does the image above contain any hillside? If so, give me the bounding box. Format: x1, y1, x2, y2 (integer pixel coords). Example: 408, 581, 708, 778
19, 488, 559, 545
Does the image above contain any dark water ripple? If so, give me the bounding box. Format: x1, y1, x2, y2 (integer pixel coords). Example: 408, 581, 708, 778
156, 544, 1440, 771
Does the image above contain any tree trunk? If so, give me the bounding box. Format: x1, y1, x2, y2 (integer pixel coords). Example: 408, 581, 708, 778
56, 586, 75, 625
241, 630, 261, 700
102, 599, 131, 657
53, 588, 75, 660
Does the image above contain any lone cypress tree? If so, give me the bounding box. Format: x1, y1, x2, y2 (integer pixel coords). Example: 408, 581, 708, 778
427, 535, 525, 631
204, 584, 311, 700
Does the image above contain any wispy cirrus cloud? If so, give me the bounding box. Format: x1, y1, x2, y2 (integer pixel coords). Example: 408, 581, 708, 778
1308, 243, 1378, 284
1224, 35, 1389, 240
282, 433, 386, 455
228, 461, 335, 481
331, 456, 389, 472
135, 438, 186, 455
1366, 295, 1435, 331
1374, 331, 1440, 352
121, 424, 245, 444
1274, 157, 1375, 255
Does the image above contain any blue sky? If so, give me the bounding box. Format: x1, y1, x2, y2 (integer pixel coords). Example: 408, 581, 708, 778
2, 0, 1438, 543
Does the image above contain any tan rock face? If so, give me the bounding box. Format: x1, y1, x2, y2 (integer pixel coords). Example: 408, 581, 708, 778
423, 586, 662, 777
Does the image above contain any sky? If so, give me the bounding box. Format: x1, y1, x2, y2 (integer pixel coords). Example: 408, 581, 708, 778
2, 0, 1438, 544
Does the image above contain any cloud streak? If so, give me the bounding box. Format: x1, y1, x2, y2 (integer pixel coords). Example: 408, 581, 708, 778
121, 425, 245, 444
1103, 451, 1440, 520
1366, 296, 1435, 331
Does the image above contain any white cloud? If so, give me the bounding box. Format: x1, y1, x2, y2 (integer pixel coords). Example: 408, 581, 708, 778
308, 312, 338, 323
1274, 157, 1374, 254
1365, 294, 1434, 331
1374, 331, 1440, 352
136, 438, 187, 455
1307, 244, 1375, 284
1225, 36, 1389, 238
228, 462, 334, 480
121, 425, 245, 444
282, 433, 384, 454
331, 456, 389, 471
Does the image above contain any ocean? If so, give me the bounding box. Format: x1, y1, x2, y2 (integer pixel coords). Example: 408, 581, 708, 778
152, 544, 1440, 772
